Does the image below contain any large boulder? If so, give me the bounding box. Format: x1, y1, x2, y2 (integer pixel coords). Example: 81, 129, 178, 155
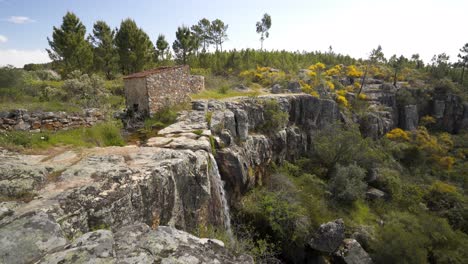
333, 239, 373, 264
309, 219, 345, 253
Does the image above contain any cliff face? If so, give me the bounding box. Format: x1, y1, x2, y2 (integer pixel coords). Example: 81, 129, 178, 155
0, 94, 339, 263
197, 94, 340, 201
358, 83, 468, 138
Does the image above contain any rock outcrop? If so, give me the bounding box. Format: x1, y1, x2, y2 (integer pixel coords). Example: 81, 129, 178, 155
333, 239, 373, 264
309, 219, 346, 253
0, 94, 341, 263
38, 224, 252, 264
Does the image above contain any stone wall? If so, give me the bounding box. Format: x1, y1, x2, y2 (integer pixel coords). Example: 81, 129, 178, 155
146, 66, 189, 115
124, 66, 205, 117
0, 109, 105, 132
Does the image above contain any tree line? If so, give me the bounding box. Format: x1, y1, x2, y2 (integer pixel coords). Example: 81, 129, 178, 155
45, 12, 468, 86
46, 12, 276, 78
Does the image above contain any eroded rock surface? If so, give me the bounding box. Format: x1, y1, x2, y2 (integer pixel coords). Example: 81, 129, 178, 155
309, 219, 346, 253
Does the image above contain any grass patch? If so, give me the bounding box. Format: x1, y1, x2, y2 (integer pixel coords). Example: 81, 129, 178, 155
0, 98, 81, 112
0, 121, 125, 150
193, 129, 204, 136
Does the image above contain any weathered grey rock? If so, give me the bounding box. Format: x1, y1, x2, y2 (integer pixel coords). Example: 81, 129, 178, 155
366, 187, 386, 200
333, 239, 373, 264
359, 110, 395, 139
115, 224, 253, 263
309, 219, 345, 253
37, 223, 253, 264
13, 121, 30, 131
0, 155, 50, 197
401, 105, 418, 130
271, 84, 282, 94
39, 230, 114, 264
0, 211, 67, 264
431, 91, 467, 133
287, 81, 302, 93
235, 84, 249, 90
0, 203, 14, 220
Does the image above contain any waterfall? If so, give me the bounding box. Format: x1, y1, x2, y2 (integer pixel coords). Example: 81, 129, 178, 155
208, 154, 232, 237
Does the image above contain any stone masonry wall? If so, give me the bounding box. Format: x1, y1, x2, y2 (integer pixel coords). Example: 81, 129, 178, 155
0, 109, 105, 132
146, 66, 190, 115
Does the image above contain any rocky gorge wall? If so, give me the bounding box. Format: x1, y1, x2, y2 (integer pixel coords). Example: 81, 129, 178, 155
0, 94, 339, 263
358, 82, 468, 138
1, 90, 465, 263
0, 108, 105, 132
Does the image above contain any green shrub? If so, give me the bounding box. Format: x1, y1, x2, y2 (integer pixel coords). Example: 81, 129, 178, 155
257, 99, 288, 134
311, 124, 383, 176
240, 187, 308, 244
329, 164, 367, 204
372, 212, 429, 264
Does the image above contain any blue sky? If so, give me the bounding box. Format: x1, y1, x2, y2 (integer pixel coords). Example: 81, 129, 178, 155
0, 0, 467, 67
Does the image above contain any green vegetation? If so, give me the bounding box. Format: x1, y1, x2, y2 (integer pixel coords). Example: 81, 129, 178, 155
0, 121, 125, 150
257, 99, 288, 134
234, 123, 468, 263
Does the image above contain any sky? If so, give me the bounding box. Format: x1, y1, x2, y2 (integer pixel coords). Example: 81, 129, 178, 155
0, 0, 466, 67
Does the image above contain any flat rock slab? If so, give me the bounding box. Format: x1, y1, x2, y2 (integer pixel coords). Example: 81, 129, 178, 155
0, 211, 67, 264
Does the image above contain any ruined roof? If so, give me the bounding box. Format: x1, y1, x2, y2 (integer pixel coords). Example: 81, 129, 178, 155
123, 65, 188, 80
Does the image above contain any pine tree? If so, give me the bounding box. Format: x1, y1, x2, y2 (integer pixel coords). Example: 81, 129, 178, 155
256, 13, 272, 50
115, 19, 155, 74
211, 19, 228, 52
90, 21, 118, 79
457, 43, 468, 84
389, 55, 406, 86
191, 18, 213, 53
156, 34, 169, 61
47, 12, 93, 76
172, 26, 197, 64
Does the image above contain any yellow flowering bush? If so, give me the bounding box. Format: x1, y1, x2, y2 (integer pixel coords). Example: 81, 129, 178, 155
336, 95, 349, 107
358, 93, 367, 100
325, 80, 335, 90
386, 128, 410, 141
346, 65, 363, 78
308, 62, 326, 71
353, 82, 361, 90
336, 89, 347, 97
325, 65, 343, 77
420, 115, 436, 127
436, 156, 455, 170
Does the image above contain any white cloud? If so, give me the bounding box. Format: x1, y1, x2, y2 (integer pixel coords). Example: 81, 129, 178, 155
0, 35, 7, 43
0, 49, 50, 67
6, 16, 35, 24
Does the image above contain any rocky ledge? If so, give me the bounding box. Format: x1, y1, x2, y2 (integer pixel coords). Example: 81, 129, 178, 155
0, 94, 341, 263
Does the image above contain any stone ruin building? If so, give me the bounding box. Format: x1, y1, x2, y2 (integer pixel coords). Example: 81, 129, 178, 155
123, 65, 204, 116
